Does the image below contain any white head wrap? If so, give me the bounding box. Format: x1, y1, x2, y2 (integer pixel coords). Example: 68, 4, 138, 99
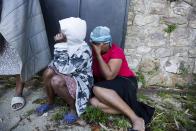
59, 17, 87, 44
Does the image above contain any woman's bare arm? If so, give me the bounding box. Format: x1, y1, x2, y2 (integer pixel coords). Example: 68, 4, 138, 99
93, 44, 122, 80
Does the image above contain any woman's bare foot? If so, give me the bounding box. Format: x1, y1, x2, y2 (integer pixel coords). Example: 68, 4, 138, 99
132, 117, 145, 131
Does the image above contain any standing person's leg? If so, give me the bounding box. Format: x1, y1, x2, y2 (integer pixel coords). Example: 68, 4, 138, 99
92, 86, 145, 131
11, 75, 25, 110
15, 75, 24, 96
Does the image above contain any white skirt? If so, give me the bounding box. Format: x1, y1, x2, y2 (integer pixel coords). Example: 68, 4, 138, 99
0, 44, 21, 75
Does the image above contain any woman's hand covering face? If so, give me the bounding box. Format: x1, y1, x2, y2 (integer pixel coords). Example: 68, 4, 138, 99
92, 43, 102, 55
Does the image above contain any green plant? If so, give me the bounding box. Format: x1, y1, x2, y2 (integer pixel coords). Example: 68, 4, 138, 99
181, 92, 196, 124
150, 110, 170, 131
3, 77, 16, 88
164, 24, 177, 33
179, 63, 189, 77
136, 71, 146, 87
157, 91, 172, 98
25, 109, 35, 116
112, 116, 131, 128
33, 98, 47, 104
4, 83, 14, 88
33, 97, 66, 106
51, 112, 63, 121
193, 74, 196, 83
138, 93, 149, 101
81, 106, 109, 124
150, 108, 189, 131
54, 97, 67, 106
51, 106, 68, 121
175, 83, 185, 89
150, 88, 196, 131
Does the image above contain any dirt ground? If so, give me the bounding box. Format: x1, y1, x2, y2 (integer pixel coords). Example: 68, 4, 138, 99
0, 77, 91, 131
0, 76, 195, 131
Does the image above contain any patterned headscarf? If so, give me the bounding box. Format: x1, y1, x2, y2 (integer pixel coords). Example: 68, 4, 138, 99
90, 26, 112, 46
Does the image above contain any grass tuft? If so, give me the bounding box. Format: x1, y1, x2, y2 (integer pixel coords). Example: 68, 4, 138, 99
51, 106, 68, 121
82, 106, 109, 124
164, 24, 177, 34
112, 116, 131, 128
25, 109, 35, 117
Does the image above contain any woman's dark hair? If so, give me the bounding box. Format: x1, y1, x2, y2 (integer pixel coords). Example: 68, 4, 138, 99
0, 33, 6, 54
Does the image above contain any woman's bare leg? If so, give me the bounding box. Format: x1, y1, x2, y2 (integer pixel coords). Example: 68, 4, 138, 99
43, 68, 56, 104
93, 86, 145, 131
15, 75, 24, 96
51, 75, 75, 111
90, 97, 120, 114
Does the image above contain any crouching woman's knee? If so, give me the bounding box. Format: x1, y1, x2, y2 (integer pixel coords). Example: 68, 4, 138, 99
51, 75, 65, 89
43, 68, 55, 80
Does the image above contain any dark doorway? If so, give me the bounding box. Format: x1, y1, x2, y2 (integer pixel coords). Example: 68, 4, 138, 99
0, 0, 2, 22
40, 0, 130, 50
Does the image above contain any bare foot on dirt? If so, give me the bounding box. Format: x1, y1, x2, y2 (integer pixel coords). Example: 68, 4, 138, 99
132, 117, 145, 131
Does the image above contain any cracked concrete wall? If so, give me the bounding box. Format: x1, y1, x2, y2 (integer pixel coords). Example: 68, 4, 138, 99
125, 0, 196, 87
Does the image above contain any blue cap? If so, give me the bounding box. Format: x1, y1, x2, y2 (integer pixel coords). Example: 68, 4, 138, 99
90, 26, 112, 45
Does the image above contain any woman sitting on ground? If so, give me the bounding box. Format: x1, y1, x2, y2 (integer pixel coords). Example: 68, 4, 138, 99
36, 17, 93, 124
90, 26, 155, 131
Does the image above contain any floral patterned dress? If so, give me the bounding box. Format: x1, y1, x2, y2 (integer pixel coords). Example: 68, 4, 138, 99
0, 43, 21, 75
